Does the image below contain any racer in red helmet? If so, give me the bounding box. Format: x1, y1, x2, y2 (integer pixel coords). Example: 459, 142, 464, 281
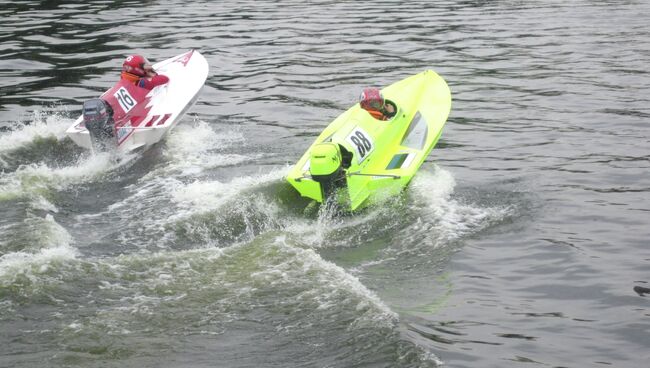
121, 55, 169, 90
359, 88, 396, 121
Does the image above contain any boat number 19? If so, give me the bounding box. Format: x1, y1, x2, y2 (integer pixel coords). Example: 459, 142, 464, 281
346, 127, 374, 163
114, 87, 136, 113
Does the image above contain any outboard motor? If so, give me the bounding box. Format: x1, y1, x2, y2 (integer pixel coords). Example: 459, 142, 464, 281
82, 98, 115, 151
309, 143, 345, 199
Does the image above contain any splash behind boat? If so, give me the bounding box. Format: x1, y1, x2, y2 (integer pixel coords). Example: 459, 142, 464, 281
66, 50, 209, 153
286, 70, 452, 211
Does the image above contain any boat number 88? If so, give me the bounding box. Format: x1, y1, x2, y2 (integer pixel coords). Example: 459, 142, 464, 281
350, 131, 372, 158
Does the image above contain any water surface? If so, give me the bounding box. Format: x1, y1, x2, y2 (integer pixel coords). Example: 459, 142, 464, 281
1, 1, 649, 367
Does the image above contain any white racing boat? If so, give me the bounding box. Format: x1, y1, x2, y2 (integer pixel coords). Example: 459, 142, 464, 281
66, 50, 209, 152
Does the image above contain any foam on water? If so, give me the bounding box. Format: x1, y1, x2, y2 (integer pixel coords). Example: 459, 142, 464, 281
8, 235, 400, 359
266, 235, 397, 325
0, 152, 114, 203
71, 164, 288, 251
283, 200, 387, 248
0, 214, 70, 254
105, 175, 182, 214
159, 119, 254, 176
0, 110, 72, 156
67, 128, 283, 249
170, 168, 287, 214
153, 169, 289, 247
0, 245, 77, 282
69, 157, 511, 273
0, 214, 76, 282
97, 121, 256, 209
39, 213, 73, 248
407, 167, 513, 243
288, 166, 514, 274
280, 167, 507, 252
165, 165, 509, 254
68, 174, 184, 251
99, 234, 397, 328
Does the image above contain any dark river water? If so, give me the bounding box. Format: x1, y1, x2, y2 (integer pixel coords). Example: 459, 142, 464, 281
1, 1, 649, 367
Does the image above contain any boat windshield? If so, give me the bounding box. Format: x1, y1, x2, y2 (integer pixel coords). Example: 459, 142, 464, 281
401, 111, 428, 150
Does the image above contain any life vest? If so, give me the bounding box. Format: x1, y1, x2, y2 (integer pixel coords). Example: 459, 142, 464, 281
120, 71, 140, 85
120, 72, 169, 90
365, 109, 387, 120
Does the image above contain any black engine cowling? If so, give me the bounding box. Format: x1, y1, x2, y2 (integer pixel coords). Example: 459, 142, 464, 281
82, 98, 115, 151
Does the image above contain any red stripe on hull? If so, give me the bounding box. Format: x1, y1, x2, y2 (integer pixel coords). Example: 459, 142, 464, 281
157, 114, 172, 126
144, 115, 160, 127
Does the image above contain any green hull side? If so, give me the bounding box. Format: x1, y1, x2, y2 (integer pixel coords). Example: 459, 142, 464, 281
286, 175, 323, 203
287, 70, 452, 210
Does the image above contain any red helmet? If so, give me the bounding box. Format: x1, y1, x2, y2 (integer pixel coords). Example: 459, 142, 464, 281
122, 55, 150, 77
359, 88, 385, 111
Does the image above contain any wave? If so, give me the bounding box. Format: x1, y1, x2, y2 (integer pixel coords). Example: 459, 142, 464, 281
0, 152, 115, 205
0, 110, 72, 157
162, 119, 250, 175
407, 167, 513, 243
0, 233, 397, 345
0, 214, 76, 283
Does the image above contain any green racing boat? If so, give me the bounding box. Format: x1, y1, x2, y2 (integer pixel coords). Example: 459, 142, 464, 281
286, 70, 452, 211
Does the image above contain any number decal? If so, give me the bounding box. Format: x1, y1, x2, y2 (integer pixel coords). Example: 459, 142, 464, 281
114, 87, 136, 113
346, 127, 374, 163
357, 131, 372, 151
